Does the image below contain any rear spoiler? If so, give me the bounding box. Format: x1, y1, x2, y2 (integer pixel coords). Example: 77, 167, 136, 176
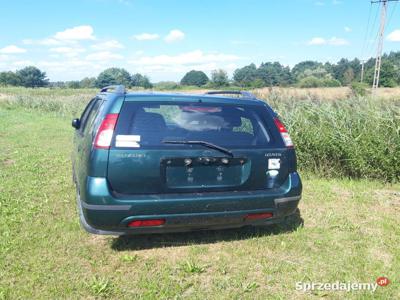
100, 85, 126, 94
205, 90, 256, 99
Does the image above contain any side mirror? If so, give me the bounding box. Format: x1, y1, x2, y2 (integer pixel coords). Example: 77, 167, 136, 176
72, 118, 80, 129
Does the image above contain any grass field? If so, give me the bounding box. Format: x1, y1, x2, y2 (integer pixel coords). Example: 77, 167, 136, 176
2, 87, 399, 181
0, 88, 399, 299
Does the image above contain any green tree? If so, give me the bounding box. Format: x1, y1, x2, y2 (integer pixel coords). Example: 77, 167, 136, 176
298, 76, 341, 88
65, 81, 80, 89
80, 77, 96, 88
180, 70, 209, 86
0, 71, 21, 86
211, 69, 229, 87
332, 58, 361, 85
292, 61, 322, 79
375, 60, 397, 87
131, 73, 153, 88
154, 81, 179, 90
95, 68, 131, 88
299, 67, 328, 79
250, 78, 265, 88
343, 68, 355, 85
16, 66, 48, 87
256, 62, 292, 86
95, 73, 116, 88
233, 63, 258, 87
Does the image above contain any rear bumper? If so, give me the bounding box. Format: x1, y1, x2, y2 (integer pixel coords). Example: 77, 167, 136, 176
78, 172, 302, 235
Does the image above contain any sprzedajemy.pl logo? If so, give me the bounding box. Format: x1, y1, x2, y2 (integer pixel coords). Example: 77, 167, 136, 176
296, 277, 390, 292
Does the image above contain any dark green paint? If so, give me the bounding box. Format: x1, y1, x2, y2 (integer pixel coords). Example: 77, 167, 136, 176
72, 91, 302, 235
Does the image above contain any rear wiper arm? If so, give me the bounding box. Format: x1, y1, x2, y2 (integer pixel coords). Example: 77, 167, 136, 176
163, 140, 234, 157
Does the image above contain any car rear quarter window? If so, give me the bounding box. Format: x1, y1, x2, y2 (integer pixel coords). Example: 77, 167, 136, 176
79, 98, 96, 130
113, 101, 272, 149
83, 99, 102, 134
79, 98, 102, 134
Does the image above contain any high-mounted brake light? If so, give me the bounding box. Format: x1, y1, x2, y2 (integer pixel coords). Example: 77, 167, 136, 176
274, 117, 294, 148
94, 113, 119, 149
128, 219, 165, 227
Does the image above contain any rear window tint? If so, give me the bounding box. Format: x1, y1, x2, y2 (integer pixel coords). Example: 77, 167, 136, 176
113, 102, 271, 148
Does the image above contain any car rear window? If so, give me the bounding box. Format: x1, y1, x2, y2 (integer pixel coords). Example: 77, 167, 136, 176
113, 101, 272, 149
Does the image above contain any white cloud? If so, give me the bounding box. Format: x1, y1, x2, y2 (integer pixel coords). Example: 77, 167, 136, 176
329, 37, 349, 46
22, 39, 34, 45
344, 26, 352, 32
91, 40, 124, 50
0, 54, 10, 61
308, 37, 326, 45
49, 46, 86, 58
0, 45, 27, 54
86, 51, 123, 61
23, 38, 64, 46
129, 50, 240, 66
12, 60, 34, 67
33, 59, 106, 80
49, 47, 85, 53
387, 29, 400, 41
164, 30, 185, 43
315, 1, 325, 6
21, 26, 95, 50
133, 33, 160, 41
307, 36, 349, 46
54, 25, 95, 41
128, 50, 240, 81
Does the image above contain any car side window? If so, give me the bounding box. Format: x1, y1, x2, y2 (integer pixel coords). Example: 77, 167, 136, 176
79, 98, 97, 133
83, 99, 103, 134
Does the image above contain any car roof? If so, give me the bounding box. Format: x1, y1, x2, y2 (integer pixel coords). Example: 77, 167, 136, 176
97, 86, 274, 113
130, 92, 263, 104
100, 91, 266, 106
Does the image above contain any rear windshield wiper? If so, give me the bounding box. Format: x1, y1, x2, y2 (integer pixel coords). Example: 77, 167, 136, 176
163, 140, 234, 157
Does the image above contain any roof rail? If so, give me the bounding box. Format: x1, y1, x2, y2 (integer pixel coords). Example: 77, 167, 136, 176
205, 90, 256, 99
100, 85, 126, 94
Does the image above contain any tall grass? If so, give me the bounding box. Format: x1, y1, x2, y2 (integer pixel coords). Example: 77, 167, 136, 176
267, 96, 400, 182
0, 87, 95, 117
1, 87, 399, 181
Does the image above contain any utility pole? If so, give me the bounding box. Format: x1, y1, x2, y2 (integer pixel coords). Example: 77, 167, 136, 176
372, 0, 388, 89
361, 60, 365, 83
371, 0, 399, 89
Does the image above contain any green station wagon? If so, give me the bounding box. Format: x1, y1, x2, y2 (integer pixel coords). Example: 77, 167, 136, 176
72, 86, 302, 235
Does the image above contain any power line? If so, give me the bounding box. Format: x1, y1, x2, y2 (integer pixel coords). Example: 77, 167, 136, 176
365, 4, 381, 59
360, 2, 377, 82
387, 0, 398, 27
361, 3, 381, 83
361, 3, 373, 60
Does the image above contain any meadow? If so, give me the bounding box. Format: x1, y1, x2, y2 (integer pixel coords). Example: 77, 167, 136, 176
0, 87, 399, 299
2, 86, 399, 181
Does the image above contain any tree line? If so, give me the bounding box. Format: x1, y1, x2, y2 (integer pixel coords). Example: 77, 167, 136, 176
1, 51, 400, 88
179, 51, 400, 88
0, 67, 152, 89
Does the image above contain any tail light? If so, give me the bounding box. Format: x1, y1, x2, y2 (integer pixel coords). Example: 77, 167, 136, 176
274, 117, 294, 148
245, 212, 273, 220
94, 113, 119, 149
128, 219, 165, 227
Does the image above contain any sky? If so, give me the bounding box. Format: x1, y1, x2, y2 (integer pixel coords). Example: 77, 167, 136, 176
0, 0, 399, 82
